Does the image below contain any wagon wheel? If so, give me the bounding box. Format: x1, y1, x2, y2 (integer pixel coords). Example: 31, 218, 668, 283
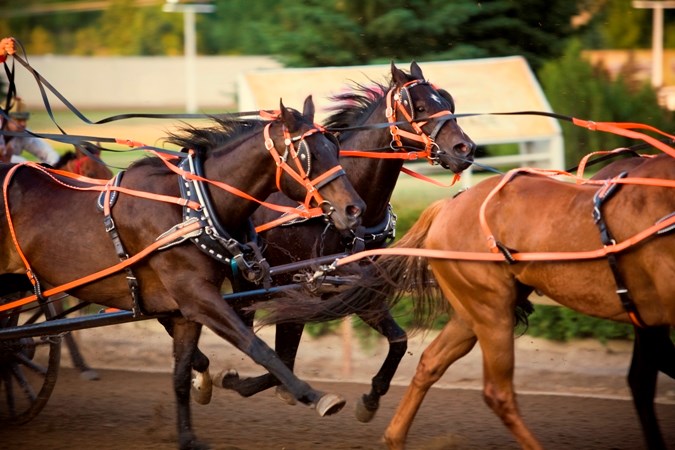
0, 295, 61, 425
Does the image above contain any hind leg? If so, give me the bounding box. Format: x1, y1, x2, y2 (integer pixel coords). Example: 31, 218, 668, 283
383, 316, 477, 450
629, 326, 673, 450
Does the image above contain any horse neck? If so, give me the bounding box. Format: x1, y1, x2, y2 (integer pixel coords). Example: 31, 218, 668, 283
339, 105, 405, 226
202, 141, 278, 231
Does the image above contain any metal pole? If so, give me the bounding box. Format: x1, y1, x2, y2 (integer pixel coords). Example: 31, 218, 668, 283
184, 7, 197, 113
632, 1, 675, 88
653, 4, 664, 87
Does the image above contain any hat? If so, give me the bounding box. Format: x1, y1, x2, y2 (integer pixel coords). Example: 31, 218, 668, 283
9, 97, 30, 120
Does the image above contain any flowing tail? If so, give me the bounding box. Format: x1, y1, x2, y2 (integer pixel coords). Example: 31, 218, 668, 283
253, 200, 449, 329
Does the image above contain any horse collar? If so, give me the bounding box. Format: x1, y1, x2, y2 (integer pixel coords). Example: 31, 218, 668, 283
178, 155, 270, 285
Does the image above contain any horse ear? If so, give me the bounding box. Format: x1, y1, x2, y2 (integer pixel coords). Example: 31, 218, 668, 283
302, 95, 315, 123
280, 98, 298, 131
410, 61, 424, 80
391, 60, 408, 86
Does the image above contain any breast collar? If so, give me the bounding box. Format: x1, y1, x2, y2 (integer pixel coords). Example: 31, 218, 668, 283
279, 203, 397, 251
177, 153, 269, 285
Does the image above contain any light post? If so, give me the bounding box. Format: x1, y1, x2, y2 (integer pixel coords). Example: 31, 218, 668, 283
163, 0, 215, 113
632, 1, 675, 88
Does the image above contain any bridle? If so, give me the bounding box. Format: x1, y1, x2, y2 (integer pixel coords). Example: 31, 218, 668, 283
386, 80, 454, 164
262, 115, 346, 216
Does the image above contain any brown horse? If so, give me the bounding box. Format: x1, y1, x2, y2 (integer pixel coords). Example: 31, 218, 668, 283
263, 152, 674, 449
51, 141, 113, 380
54, 142, 114, 180
206, 62, 475, 420
0, 97, 364, 449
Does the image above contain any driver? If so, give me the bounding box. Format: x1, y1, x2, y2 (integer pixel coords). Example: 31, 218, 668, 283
1, 97, 60, 165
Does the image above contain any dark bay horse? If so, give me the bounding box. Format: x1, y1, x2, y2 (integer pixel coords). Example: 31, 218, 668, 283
266, 152, 674, 449
0, 98, 365, 449
52, 141, 113, 380
214, 62, 475, 420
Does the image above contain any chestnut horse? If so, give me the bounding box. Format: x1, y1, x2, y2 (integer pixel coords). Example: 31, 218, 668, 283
264, 152, 674, 449
213, 62, 475, 420
0, 98, 364, 449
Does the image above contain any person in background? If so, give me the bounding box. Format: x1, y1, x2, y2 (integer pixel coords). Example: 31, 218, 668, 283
1, 97, 60, 165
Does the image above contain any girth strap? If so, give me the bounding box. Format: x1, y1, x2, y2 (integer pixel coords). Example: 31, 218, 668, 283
102, 186, 144, 317
592, 172, 647, 328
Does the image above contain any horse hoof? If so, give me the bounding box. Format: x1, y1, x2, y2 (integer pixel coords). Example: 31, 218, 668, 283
191, 369, 212, 405
315, 393, 346, 417
212, 369, 239, 389
355, 395, 378, 422
275, 385, 297, 405
79, 369, 100, 381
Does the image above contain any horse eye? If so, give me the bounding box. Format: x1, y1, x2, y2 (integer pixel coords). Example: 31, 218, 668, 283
416, 106, 426, 113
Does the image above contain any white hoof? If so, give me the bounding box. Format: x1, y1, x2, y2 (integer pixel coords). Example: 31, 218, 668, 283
191, 369, 212, 405
315, 393, 346, 417
275, 385, 297, 405
79, 369, 100, 381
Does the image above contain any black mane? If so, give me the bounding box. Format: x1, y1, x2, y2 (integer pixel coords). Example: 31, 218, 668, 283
166, 116, 265, 156
323, 80, 391, 140
128, 116, 267, 170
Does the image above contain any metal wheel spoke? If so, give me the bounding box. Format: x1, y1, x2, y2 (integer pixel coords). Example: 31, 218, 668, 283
14, 351, 48, 376
1, 367, 17, 419
10, 363, 37, 403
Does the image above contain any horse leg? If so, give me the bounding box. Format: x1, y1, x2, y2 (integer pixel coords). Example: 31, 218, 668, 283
158, 317, 212, 405
213, 321, 305, 402
476, 318, 541, 450
51, 300, 101, 381
354, 310, 407, 423
383, 317, 477, 450
629, 326, 673, 450
171, 317, 209, 450
182, 292, 345, 416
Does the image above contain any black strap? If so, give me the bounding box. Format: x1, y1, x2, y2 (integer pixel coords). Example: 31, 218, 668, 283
592, 173, 647, 327
103, 208, 144, 318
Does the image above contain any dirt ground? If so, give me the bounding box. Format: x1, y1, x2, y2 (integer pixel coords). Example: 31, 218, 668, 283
1, 321, 674, 450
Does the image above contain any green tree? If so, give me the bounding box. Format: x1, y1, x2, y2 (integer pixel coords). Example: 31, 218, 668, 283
539, 39, 673, 166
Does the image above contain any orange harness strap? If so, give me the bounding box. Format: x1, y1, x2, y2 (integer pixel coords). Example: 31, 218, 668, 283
334, 211, 675, 268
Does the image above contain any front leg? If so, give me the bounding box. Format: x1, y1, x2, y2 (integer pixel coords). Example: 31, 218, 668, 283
355, 310, 407, 422
179, 287, 345, 417
171, 317, 209, 450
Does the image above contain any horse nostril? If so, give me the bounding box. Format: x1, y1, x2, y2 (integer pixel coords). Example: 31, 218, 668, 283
453, 142, 470, 155
346, 204, 362, 219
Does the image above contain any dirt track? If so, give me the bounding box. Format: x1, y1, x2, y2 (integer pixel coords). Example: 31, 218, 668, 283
1, 321, 674, 450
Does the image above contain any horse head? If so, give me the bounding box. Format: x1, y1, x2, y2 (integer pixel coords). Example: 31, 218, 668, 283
273, 96, 365, 231
389, 61, 476, 173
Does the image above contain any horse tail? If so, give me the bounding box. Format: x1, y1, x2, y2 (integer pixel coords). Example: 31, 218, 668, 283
253, 200, 448, 330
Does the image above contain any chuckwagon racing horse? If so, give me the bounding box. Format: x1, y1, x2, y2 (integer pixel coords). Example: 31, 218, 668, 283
0, 97, 365, 449
264, 151, 674, 449
194, 61, 475, 420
